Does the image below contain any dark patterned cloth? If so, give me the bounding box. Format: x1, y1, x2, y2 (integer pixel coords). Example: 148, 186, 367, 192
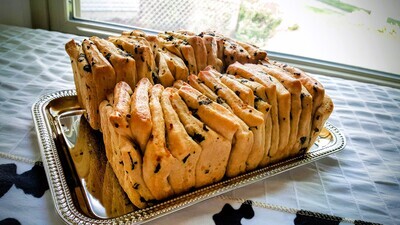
0, 163, 48, 198
213, 201, 254, 225
0, 163, 49, 224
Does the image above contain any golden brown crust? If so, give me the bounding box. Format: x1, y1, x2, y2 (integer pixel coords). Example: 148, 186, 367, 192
246, 64, 302, 158
65, 39, 100, 130
219, 74, 271, 170
178, 84, 239, 141
308, 95, 334, 150
154, 35, 183, 59
238, 64, 291, 160
90, 36, 137, 87
194, 70, 261, 175
223, 38, 251, 67
121, 30, 147, 38
198, 70, 264, 127
219, 74, 255, 107
158, 33, 198, 75
294, 85, 313, 155
227, 76, 273, 166
65, 40, 84, 106
142, 84, 176, 200
201, 34, 223, 72
170, 89, 231, 187
200, 31, 266, 66
100, 100, 149, 208
236, 39, 268, 62
161, 49, 189, 81
225, 121, 253, 177
172, 31, 208, 71
226, 62, 288, 162
129, 78, 153, 152
99, 100, 114, 161
108, 36, 156, 84
186, 75, 232, 111
161, 88, 202, 193
155, 50, 175, 87
82, 39, 116, 106
109, 82, 133, 138
119, 136, 155, 203
270, 60, 325, 117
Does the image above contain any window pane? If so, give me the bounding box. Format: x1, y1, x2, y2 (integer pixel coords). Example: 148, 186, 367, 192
76, 0, 400, 75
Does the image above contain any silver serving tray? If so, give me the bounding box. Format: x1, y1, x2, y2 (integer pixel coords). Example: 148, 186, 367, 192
32, 90, 346, 225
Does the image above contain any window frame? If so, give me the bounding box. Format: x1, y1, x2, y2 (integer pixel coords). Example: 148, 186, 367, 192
46, 0, 400, 88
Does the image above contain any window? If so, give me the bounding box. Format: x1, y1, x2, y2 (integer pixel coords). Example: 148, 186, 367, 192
47, 0, 400, 87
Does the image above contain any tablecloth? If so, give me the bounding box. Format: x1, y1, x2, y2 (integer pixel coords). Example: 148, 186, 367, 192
0, 24, 399, 225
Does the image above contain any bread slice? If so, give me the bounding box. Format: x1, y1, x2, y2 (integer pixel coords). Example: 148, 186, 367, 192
176, 79, 254, 175
161, 49, 189, 81
226, 62, 289, 162
122, 29, 148, 38
247, 63, 302, 158
129, 78, 153, 152
294, 85, 313, 155
185, 75, 232, 111
153, 35, 183, 60
90, 36, 136, 87
308, 95, 334, 151
257, 63, 313, 156
100, 99, 150, 208
150, 37, 190, 81
222, 38, 251, 67
268, 60, 326, 150
218, 73, 255, 107
99, 100, 114, 162
178, 83, 254, 176
65, 39, 100, 130
178, 84, 239, 141
171, 31, 208, 72
198, 70, 264, 127
251, 98, 270, 168
235, 39, 268, 62
226, 119, 254, 177
227, 76, 273, 167
82, 39, 117, 112
158, 33, 198, 75
199, 33, 223, 72
109, 81, 133, 138
200, 31, 249, 67
197, 70, 265, 172
65, 40, 84, 108
200, 31, 266, 66
170, 90, 231, 187
155, 49, 175, 87
108, 36, 156, 84
143, 84, 176, 200
219, 74, 272, 170
270, 60, 325, 117
161, 88, 202, 193
119, 136, 155, 203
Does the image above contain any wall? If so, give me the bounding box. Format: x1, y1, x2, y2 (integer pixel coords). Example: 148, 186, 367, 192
0, 0, 32, 28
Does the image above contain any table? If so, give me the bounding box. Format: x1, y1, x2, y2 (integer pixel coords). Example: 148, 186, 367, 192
0, 24, 399, 225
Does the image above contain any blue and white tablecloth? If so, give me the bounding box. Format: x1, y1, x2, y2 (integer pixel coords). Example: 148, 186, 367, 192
0, 24, 399, 225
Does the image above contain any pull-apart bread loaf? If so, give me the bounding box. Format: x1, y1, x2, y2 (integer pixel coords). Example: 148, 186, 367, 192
65, 30, 334, 209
